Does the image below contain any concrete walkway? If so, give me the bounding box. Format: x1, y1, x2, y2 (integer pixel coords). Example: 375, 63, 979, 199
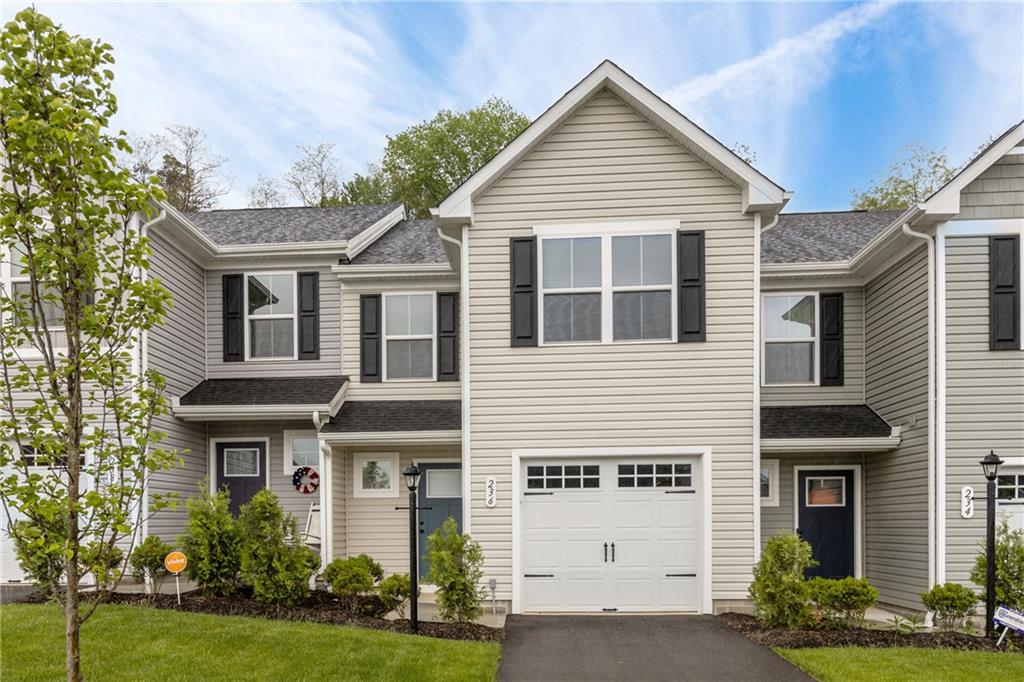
498, 615, 811, 682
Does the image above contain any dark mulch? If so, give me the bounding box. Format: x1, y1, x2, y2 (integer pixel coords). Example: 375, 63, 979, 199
720, 612, 1009, 652
103, 589, 503, 642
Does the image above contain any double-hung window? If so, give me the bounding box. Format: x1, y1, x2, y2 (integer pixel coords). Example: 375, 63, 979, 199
5, 243, 64, 327
762, 293, 818, 385
538, 225, 675, 344
246, 273, 296, 359
384, 293, 435, 380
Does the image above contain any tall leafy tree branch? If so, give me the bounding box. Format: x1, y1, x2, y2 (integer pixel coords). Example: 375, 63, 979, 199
1, 9, 176, 681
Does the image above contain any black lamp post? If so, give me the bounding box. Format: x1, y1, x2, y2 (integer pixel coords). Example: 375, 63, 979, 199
403, 464, 422, 634
980, 450, 1003, 638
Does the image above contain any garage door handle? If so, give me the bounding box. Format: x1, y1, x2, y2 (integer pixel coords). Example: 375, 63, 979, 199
611, 542, 615, 562
665, 490, 695, 494
603, 542, 608, 562
666, 573, 696, 578
524, 574, 554, 578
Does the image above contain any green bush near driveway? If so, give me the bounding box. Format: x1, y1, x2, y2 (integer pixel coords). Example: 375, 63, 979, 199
0, 604, 501, 682
777, 647, 1024, 682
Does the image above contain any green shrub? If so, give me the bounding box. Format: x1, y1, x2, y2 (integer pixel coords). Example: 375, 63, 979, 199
178, 485, 241, 596
426, 517, 484, 623
749, 534, 817, 628
921, 582, 978, 632
808, 577, 878, 628
322, 554, 383, 601
237, 489, 320, 606
129, 535, 173, 595
970, 517, 1024, 610
10, 519, 65, 588
379, 572, 417, 618
81, 541, 124, 589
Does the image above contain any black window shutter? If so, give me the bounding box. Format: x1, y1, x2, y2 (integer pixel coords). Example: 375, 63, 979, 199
360, 294, 382, 382
990, 235, 1020, 351
222, 274, 244, 362
819, 292, 844, 386
677, 230, 706, 342
437, 292, 459, 381
510, 237, 538, 347
297, 272, 320, 360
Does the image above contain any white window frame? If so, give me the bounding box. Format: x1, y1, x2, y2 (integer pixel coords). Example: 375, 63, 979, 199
805, 475, 846, 508
353, 452, 400, 498
382, 291, 437, 382
761, 291, 819, 386
283, 429, 320, 474
2, 244, 68, 336
535, 221, 678, 346
243, 271, 298, 361
223, 447, 262, 478
760, 459, 779, 507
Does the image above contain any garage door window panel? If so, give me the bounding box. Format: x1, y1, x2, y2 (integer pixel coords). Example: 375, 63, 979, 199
526, 463, 600, 490
618, 463, 691, 489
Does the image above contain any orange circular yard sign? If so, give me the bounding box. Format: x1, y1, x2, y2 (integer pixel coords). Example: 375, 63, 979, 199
164, 551, 187, 575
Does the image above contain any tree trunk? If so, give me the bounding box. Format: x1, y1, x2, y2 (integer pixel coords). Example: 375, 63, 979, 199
64, 555, 81, 682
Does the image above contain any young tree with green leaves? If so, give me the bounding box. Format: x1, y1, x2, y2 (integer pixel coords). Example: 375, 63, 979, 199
1, 9, 176, 681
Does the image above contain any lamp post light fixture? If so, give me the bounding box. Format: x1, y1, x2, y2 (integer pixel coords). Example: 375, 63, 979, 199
403, 464, 422, 634
980, 450, 1003, 638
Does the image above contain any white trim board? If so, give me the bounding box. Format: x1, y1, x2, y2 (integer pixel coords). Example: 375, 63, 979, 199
510, 446, 713, 615
760, 437, 901, 453
318, 430, 461, 446
793, 464, 864, 579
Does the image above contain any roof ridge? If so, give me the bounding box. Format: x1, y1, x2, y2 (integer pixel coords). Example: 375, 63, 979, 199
780, 209, 902, 216
188, 202, 400, 215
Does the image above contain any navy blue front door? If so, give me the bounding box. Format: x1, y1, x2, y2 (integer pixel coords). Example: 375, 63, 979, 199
797, 469, 855, 579
215, 442, 267, 516
418, 463, 462, 580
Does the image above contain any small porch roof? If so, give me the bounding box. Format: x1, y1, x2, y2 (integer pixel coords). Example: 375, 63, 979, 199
761, 405, 901, 453
171, 375, 348, 424
319, 400, 461, 445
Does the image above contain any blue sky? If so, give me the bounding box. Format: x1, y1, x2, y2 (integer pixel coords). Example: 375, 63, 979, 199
12, 2, 1024, 211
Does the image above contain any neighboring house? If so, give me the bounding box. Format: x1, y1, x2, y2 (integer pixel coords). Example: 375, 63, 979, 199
2, 62, 1020, 618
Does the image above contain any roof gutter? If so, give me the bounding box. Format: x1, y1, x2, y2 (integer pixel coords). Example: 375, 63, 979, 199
170, 384, 347, 424
901, 219, 937, 605
760, 436, 901, 453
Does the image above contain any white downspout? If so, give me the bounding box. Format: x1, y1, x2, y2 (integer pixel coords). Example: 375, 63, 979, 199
752, 213, 763, 561
436, 225, 471, 534
137, 209, 166, 542
902, 222, 937, 604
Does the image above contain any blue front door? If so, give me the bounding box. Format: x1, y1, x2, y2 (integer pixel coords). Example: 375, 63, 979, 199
797, 469, 855, 579
417, 463, 462, 580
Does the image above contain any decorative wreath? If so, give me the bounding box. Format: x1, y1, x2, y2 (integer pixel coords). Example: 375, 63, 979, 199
292, 466, 320, 494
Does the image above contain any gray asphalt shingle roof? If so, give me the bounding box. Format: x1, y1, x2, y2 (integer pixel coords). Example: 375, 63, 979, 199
761, 210, 904, 264
178, 376, 348, 406
761, 405, 892, 440
184, 203, 401, 246
350, 219, 449, 265
322, 400, 461, 433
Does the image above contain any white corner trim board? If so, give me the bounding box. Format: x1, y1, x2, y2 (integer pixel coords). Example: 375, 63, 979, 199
509, 446, 713, 615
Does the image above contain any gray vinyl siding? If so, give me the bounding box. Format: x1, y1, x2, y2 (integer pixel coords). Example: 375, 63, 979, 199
207, 421, 322, 532
954, 152, 1024, 221
467, 88, 758, 602
206, 266, 342, 378
761, 287, 866, 406
943, 235, 1024, 585
331, 449, 347, 560
340, 279, 461, 400
863, 246, 931, 610
332, 446, 459, 575
760, 454, 867, 540
145, 230, 209, 542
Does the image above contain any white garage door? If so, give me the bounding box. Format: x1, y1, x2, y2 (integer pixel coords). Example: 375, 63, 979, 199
521, 458, 701, 613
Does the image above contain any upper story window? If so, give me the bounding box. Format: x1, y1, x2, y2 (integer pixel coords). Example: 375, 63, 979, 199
246, 273, 296, 360
538, 226, 675, 345
5, 243, 65, 328
762, 293, 818, 385
384, 293, 435, 380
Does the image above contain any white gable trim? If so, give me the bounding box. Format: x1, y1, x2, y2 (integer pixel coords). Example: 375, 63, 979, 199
436, 61, 788, 225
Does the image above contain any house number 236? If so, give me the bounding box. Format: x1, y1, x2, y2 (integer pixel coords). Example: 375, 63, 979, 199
485, 478, 497, 508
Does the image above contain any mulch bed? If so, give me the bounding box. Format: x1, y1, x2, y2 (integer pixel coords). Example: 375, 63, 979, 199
20, 588, 502, 642
720, 612, 1011, 652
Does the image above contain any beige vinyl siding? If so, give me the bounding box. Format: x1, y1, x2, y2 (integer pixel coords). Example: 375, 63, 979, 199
467, 89, 757, 602
331, 449, 346, 560
760, 454, 866, 540
336, 446, 459, 574
206, 266, 342, 378
145, 230, 209, 541
863, 246, 931, 610
954, 152, 1024, 221
340, 279, 460, 400
207, 421, 322, 531
761, 287, 866, 406
943, 235, 1024, 584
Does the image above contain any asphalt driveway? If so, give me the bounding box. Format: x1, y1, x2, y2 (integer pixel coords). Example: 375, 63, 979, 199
498, 615, 811, 682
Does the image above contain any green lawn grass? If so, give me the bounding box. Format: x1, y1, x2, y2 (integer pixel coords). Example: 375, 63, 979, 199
1, 603, 501, 682
777, 647, 1024, 682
